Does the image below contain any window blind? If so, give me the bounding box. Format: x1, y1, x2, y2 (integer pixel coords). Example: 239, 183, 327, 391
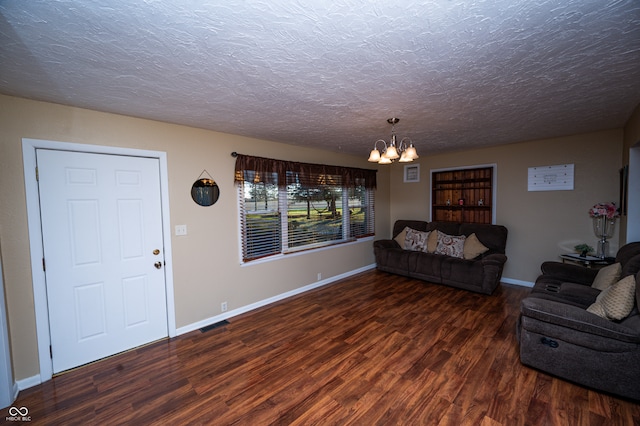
235, 155, 376, 262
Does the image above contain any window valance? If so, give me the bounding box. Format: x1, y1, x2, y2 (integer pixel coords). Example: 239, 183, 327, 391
233, 154, 377, 189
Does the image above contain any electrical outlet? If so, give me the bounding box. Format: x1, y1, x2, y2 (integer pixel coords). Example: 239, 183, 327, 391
317, 273, 322, 281
221, 301, 228, 312
175, 224, 187, 236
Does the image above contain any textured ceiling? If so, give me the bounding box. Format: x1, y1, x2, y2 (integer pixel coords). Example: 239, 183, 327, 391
1, 0, 639, 157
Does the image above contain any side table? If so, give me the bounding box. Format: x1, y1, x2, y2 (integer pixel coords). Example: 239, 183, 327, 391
559, 253, 614, 269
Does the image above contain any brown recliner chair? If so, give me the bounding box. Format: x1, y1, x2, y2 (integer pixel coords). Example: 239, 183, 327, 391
529, 242, 640, 306
517, 242, 640, 400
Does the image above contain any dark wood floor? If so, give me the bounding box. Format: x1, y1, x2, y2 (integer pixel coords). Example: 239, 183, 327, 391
11, 270, 640, 425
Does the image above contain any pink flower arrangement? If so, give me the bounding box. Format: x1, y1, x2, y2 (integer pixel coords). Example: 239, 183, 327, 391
589, 202, 620, 219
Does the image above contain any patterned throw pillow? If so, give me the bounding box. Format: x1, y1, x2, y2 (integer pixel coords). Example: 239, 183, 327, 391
587, 274, 636, 320
463, 233, 490, 260
591, 262, 622, 290
404, 228, 430, 252
435, 230, 467, 258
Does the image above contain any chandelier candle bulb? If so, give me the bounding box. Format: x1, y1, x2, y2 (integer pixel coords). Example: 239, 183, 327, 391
367, 148, 381, 162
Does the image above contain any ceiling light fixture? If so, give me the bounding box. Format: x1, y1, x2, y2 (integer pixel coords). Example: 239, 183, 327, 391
368, 118, 419, 164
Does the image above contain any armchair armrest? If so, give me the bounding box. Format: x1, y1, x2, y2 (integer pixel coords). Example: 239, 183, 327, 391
521, 297, 640, 343
478, 253, 507, 293
540, 261, 598, 285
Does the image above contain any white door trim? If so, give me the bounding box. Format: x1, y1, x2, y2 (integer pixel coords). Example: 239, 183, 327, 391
628, 145, 640, 242
22, 138, 176, 383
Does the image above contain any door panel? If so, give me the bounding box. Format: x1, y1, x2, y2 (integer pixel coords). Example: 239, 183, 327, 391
37, 149, 168, 373
118, 199, 145, 259
123, 275, 150, 327
75, 282, 107, 341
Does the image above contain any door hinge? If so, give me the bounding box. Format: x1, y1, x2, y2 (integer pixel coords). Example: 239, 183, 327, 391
42, 257, 46, 272
35, 166, 39, 182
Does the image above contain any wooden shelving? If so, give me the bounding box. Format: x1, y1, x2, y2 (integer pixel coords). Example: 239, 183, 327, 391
432, 166, 493, 224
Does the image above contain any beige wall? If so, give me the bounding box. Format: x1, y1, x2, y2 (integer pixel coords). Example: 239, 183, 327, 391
387, 131, 624, 283
0, 92, 631, 383
0, 94, 384, 381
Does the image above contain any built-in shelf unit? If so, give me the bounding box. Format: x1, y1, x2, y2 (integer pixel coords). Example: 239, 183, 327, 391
431, 165, 495, 224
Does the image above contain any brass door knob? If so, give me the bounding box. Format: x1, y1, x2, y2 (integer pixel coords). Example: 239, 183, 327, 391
153, 249, 160, 255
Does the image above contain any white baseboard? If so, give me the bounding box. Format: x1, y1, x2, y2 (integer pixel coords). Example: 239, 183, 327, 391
12, 382, 19, 400
501, 277, 534, 288
16, 375, 41, 391
176, 264, 377, 335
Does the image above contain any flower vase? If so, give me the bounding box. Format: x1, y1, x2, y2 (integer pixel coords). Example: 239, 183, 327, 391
592, 216, 616, 259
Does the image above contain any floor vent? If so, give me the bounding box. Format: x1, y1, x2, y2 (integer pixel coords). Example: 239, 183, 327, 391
200, 320, 229, 333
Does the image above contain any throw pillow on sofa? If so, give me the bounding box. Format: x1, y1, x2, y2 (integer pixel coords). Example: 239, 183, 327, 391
427, 229, 438, 253
405, 228, 431, 252
591, 262, 622, 290
586, 274, 636, 320
394, 227, 409, 247
418, 230, 442, 253
435, 231, 466, 258
463, 233, 489, 260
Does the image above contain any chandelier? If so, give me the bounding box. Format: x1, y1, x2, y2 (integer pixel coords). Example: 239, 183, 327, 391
367, 118, 419, 164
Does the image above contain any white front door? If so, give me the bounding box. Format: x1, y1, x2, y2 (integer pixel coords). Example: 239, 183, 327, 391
37, 149, 168, 373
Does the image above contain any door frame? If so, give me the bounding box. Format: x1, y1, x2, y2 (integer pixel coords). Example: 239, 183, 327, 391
628, 144, 640, 242
22, 138, 176, 383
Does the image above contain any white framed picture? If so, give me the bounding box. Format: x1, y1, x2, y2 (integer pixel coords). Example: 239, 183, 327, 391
404, 164, 420, 183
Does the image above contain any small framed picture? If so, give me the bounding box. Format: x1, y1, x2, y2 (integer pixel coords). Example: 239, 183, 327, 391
404, 164, 420, 183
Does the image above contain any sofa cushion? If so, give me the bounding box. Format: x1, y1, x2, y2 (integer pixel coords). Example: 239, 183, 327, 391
621, 254, 640, 278
615, 242, 640, 266
379, 246, 412, 274
463, 233, 489, 260
591, 262, 622, 290
587, 274, 637, 321
435, 231, 466, 258
410, 251, 443, 281
459, 223, 508, 254
393, 220, 428, 238
441, 255, 485, 287
426, 221, 462, 236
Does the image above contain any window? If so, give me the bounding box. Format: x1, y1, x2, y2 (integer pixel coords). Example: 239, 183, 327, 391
235, 155, 376, 262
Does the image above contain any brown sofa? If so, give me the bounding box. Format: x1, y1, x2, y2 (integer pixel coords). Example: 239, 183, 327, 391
517, 242, 640, 400
373, 220, 508, 295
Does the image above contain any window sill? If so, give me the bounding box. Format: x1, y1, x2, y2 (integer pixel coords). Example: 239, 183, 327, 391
240, 236, 374, 267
